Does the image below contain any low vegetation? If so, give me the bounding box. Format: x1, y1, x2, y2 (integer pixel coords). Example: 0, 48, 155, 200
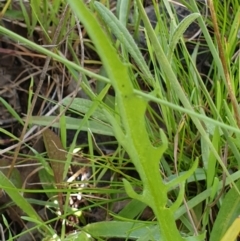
0, 0, 239, 240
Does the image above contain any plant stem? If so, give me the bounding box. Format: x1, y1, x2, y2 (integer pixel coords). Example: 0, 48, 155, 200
67, 1, 184, 240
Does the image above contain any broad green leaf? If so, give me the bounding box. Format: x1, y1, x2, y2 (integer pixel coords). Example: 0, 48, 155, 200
220, 217, 240, 241
83, 221, 160, 240
4, 9, 24, 20
62, 97, 110, 123
0, 171, 42, 222
66, 231, 93, 241
0, 159, 22, 189
210, 179, 240, 241
117, 199, 148, 220
29, 116, 114, 136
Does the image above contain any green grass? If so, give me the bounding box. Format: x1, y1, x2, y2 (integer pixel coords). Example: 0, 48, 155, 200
0, 0, 240, 240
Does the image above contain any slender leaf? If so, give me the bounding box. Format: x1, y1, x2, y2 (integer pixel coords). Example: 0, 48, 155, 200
94, 2, 153, 84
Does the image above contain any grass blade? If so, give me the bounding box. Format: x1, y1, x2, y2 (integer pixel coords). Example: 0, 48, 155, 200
94, 2, 153, 84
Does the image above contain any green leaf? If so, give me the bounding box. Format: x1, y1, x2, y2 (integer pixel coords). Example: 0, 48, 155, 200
66, 231, 93, 241
168, 13, 200, 59
0, 127, 19, 140
4, 9, 25, 20
83, 221, 160, 240
94, 2, 153, 84
166, 159, 198, 190
67, 1, 185, 240
29, 147, 53, 176
0, 171, 42, 222
29, 116, 114, 136
62, 97, 110, 123
0, 97, 24, 125
0, 159, 22, 189
136, 0, 238, 194
117, 199, 147, 220
210, 179, 240, 241
38, 168, 55, 199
